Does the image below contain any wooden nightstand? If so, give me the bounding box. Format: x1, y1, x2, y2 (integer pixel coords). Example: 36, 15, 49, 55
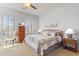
63, 38, 77, 53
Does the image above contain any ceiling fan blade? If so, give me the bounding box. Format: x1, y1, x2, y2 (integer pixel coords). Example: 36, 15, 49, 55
31, 4, 37, 9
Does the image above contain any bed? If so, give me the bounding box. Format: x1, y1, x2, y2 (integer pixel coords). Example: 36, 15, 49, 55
25, 28, 63, 56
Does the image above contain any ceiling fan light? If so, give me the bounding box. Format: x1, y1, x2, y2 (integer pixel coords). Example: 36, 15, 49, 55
24, 3, 31, 8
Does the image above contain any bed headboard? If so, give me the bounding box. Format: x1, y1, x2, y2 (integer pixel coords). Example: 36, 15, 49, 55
42, 28, 64, 38
41, 23, 64, 37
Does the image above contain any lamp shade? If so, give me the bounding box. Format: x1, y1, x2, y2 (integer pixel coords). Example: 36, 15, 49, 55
38, 29, 42, 32
21, 23, 25, 25
65, 29, 74, 34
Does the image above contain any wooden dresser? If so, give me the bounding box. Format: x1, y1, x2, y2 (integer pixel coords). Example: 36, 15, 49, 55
63, 38, 77, 52
18, 25, 25, 43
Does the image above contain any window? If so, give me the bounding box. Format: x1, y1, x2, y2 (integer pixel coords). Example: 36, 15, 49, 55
0, 16, 14, 35
26, 19, 38, 34
0, 17, 2, 32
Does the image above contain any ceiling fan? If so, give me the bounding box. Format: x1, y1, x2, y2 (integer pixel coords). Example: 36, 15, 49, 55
23, 3, 37, 10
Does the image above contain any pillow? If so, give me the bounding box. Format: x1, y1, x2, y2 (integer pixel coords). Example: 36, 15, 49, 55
47, 31, 51, 36
42, 31, 49, 36
42, 31, 57, 36
50, 32, 56, 36
55, 32, 59, 36
55, 31, 61, 36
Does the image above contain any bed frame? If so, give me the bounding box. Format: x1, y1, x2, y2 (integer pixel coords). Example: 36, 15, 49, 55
37, 41, 62, 56
43, 41, 62, 55
37, 31, 63, 56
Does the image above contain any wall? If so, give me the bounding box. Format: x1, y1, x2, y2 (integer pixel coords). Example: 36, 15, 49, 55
39, 6, 79, 32
0, 6, 38, 31
39, 5, 79, 50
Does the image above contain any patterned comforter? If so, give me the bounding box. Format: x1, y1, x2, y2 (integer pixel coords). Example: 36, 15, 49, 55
25, 34, 62, 55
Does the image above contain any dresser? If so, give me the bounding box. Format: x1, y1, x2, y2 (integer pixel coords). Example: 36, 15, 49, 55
18, 25, 25, 43
63, 38, 77, 52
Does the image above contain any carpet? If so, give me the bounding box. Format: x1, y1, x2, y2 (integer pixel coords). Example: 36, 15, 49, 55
0, 43, 79, 56
0, 43, 38, 56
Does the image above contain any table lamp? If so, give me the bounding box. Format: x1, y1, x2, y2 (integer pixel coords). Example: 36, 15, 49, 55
38, 29, 42, 34
65, 29, 74, 38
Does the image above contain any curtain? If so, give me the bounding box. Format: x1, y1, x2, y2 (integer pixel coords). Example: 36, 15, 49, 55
0, 16, 14, 35
25, 19, 38, 35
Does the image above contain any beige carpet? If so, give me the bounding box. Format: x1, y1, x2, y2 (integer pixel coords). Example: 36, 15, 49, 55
0, 43, 38, 56
0, 43, 79, 56
48, 47, 79, 56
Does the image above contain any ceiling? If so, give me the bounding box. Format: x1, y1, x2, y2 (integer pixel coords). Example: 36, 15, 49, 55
0, 3, 58, 17
0, 3, 79, 17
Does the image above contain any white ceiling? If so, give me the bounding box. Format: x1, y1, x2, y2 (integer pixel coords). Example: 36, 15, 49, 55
0, 3, 79, 17
0, 3, 59, 17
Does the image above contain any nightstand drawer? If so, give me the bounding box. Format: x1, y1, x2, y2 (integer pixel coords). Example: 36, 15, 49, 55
63, 38, 77, 52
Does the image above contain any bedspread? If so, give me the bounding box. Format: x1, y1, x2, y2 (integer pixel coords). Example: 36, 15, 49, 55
25, 34, 62, 55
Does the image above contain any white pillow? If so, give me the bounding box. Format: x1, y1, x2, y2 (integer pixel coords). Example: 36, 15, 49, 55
42, 31, 56, 36
42, 31, 48, 36
50, 32, 56, 36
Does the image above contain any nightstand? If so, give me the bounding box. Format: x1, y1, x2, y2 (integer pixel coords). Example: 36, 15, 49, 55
63, 38, 77, 53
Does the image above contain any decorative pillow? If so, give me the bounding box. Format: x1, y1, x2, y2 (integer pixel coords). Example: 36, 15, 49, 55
55, 31, 61, 36
42, 31, 57, 36
47, 31, 51, 36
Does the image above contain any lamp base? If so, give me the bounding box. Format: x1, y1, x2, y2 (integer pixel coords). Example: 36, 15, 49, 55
67, 34, 72, 38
